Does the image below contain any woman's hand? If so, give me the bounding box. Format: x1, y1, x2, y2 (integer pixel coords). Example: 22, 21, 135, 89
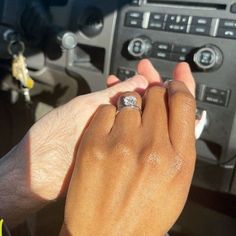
61, 79, 196, 235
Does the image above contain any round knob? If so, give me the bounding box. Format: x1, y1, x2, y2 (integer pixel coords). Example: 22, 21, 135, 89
128, 36, 152, 58
193, 45, 223, 71
57, 31, 77, 50
79, 7, 104, 37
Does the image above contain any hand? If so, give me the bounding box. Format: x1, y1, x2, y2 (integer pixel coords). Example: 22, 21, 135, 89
61, 77, 196, 235
0, 60, 196, 228
19, 72, 150, 201
24, 59, 195, 201
25, 59, 195, 201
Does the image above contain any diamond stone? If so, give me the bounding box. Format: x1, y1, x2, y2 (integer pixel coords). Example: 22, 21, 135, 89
122, 96, 137, 106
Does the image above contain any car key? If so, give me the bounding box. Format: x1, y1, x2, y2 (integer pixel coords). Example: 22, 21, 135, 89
12, 53, 34, 89
10, 41, 34, 103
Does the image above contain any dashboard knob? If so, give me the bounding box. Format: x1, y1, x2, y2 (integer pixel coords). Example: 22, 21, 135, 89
128, 36, 152, 58
193, 45, 223, 71
57, 31, 77, 50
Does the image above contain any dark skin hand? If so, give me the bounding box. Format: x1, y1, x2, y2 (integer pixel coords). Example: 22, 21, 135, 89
60, 68, 196, 236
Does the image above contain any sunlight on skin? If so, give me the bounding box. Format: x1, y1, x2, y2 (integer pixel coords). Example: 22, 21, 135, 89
107, 59, 202, 130
29, 60, 198, 202
27, 74, 151, 201
107, 59, 195, 97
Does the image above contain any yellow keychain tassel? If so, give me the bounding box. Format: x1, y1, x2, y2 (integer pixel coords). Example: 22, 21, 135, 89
0, 219, 4, 236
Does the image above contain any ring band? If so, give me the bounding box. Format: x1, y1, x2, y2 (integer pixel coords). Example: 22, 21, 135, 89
117, 95, 142, 113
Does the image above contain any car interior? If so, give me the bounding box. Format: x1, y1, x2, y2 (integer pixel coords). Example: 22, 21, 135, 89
0, 0, 236, 235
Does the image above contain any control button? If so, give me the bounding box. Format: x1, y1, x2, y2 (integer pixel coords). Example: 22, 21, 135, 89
190, 25, 211, 36
192, 17, 212, 26
193, 45, 223, 71
125, 17, 143, 28
149, 13, 165, 22
148, 21, 164, 30
153, 42, 172, 52
219, 19, 236, 29
132, 41, 143, 54
117, 68, 136, 81
130, 0, 142, 6
203, 87, 231, 107
148, 13, 165, 30
126, 11, 143, 19
166, 15, 189, 25
152, 51, 171, 60
217, 28, 236, 39
128, 36, 152, 58
230, 3, 236, 13
198, 51, 214, 65
171, 53, 187, 62
165, 23, 187, 33
173, 45, 193, 54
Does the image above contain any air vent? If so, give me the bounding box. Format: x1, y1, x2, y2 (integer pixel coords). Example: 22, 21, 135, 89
147, 0, 227, 10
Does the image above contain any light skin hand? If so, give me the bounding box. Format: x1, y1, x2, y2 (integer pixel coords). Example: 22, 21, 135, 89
60, 79, 196, 235
27, 75, 149, 200
0, 74, 149, 227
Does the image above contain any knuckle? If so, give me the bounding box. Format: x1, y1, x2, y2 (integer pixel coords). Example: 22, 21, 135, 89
172, 90, 195, 107
112, 141, 136, 160
140, 143, 161, 166
143, 151, 161, 167
168, 156, 185, 176
82, 139, 107, 161
147, 86, 166, 97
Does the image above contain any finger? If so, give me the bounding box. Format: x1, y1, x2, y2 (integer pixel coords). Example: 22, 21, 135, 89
111, 92, 142, 136
137, 59, 163, 85
86, 104, 117, 137
142, 86, 169, 142
105, 75, 148, 105
106, 75, 121, 88
168, 80, 196, 156
173, 62, 196, 97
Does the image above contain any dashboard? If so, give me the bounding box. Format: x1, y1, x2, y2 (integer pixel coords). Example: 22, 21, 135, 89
1, 0, 236, 197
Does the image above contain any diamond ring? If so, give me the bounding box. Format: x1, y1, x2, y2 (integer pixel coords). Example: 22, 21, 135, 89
117, 95, 141, 113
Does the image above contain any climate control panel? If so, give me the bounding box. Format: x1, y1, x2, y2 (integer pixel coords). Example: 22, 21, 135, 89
126, 36, 223, 71
110, 0, 236, 194
125, 10, 236, 40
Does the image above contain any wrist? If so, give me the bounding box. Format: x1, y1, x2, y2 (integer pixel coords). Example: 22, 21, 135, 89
0, 141, 47, 227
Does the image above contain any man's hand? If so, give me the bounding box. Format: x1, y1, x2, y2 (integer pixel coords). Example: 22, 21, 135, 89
0, 70, 150, 227
61, 79, 196, 235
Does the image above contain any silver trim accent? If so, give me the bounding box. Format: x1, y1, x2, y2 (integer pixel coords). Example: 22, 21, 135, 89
212, 18, 220, 37
187, 16, 193, 33
142, 11, 151, 29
